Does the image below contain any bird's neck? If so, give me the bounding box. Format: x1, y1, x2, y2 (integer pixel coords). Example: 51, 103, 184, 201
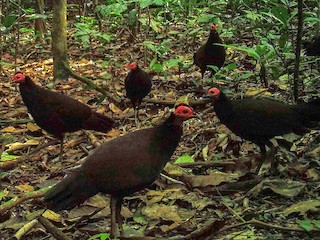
149, 114, 183, 162
19, 76, 39, 103
206, 31, 222, 45
20, 76, 37, 90
214, 92, 234, 121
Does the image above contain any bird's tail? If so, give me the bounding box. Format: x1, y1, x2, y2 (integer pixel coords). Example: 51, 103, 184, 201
296, 99, 320, 127
82, 112, 115, 133
44, 171, 98, 212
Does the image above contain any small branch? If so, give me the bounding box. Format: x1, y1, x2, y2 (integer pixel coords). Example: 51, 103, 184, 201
0, 186, 50, 215
0, 140, 59, 170
177, 161, 235, 169
0, 118, 33, 126
145, 97, 211, 107
218, 219, 320, 234
38, 216, 72, 240
61, 61, 121, 104
185, 220, 225, 239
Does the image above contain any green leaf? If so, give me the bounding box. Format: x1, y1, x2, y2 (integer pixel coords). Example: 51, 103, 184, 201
174, 153, 194, 164
279, 33, 288, 48
299, 219, 313, 232
140, 0, 153, 9
2, 14, 18, 28
218, 44, 260, 60
26, 14, 48, 20
87, 233, 117, 240
244, 10, 263, 21
304, 17, 320, 23
0, 61, 15, 67
163, 59, 180, 68
271, 6, 290, 25
153, 0, 164, 6
197, 14, 215, 23
0, 190, 7, 201
0, 152, 19, 162
315, 220, 320, 229
127, 9, 138, 26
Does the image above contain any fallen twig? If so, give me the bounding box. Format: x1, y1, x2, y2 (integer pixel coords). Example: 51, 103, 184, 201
185, 220, 225, 240
62, 61, 121, 104
177, 161, 235, 169
0, 140, 60, 170
0, 187, 50, 215
218, 219, 320, 234
0, 118, 33, 126
38, 216, 72, 240
144, 97, 211, 107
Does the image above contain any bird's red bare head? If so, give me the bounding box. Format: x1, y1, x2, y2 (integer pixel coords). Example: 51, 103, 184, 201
128, 62, 138, 70
211, 24, 218, 31
207, 87, 221, 99
13, 72, 26, 83
174, 105, 195, 119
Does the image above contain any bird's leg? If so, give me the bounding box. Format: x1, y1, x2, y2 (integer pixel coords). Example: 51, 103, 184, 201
134, 106, 141, 128
255, 145, 267, 175
110, 195, 124, 238
110, 195, 118, 238
116, 196, 124, 236
266, 141, 278, 174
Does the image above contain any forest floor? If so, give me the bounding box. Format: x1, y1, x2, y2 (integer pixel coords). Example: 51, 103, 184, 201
1, 27, 320, 240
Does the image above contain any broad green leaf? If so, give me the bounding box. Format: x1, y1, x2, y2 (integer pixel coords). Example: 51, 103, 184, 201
299, 219, 313, 232
0, 152, 19, 162
174, 153, 194, 164
87, 233, 116, 240
127, 9, 138, 26
140, 0, 153, 9
217, 44, 260, 60
197, 14, 215, 23
2, 15, 18, 28
271, 6, 290, 26
315, 220, 320, 229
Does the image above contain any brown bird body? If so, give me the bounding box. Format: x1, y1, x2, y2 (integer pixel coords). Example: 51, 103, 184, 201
13, 72, 114, 155
194, 24, 226, 78
303, 35, 320, 56
125, 62, 152, 123
44, 105, 196, 237
206, 88, 320, 173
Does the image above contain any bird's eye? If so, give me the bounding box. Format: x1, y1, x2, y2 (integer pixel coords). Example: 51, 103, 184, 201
182, 109, 189, 114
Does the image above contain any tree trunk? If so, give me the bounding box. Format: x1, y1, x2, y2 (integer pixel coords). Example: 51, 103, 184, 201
35, 0, 46, 42
292, 0, 303, 102
52, 0, 68, 81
